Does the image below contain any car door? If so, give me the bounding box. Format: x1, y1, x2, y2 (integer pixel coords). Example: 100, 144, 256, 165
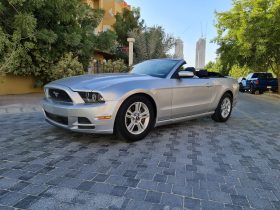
171, 77, 215, 119
244, 73, 253, 88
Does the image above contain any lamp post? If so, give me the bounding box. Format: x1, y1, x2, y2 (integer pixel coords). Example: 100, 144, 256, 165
127, 38, 135, 66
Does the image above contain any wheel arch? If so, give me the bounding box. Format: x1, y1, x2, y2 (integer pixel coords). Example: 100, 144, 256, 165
113, 91, 158, 132
224, 90, 233, 99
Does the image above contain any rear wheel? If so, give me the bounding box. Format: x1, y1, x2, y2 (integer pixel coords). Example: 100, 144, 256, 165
250, 85, 255, 94
211, 93, 233, 122
115, 95, 155, 141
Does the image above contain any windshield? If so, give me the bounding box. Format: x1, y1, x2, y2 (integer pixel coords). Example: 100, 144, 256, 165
131, 60, 179, 78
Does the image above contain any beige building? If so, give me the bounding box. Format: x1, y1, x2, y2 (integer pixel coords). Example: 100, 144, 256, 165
84, 0, 130, 33
195, 38, 206, 69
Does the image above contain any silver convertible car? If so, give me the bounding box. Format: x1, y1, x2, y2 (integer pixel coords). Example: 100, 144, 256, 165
42, 59, 238, 141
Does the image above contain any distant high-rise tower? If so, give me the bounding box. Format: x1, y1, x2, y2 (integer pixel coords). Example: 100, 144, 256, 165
173, 38, 184, 59
195, 38, 206, 69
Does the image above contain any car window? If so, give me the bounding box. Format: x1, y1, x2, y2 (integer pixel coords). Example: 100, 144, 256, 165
246, 73, 253, 79
252, 73, 258, 78
131, 60, 179, 78
251, 73, 273, 79
259, 73, 273, 79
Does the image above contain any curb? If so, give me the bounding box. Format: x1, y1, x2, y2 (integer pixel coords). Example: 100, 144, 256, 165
263, 93, 280, 99
0, 105, 42, 115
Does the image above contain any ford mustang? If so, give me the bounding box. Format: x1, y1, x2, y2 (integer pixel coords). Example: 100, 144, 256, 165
42, 59, 238, 141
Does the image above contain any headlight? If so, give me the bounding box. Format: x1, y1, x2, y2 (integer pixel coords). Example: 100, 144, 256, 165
78, 92, 105, 103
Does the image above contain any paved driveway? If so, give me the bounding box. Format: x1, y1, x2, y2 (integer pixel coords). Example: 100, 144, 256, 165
0, 94, 279, 210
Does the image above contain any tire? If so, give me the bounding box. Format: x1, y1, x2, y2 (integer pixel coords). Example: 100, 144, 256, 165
115, 95, 155, 142
239, 83, 245, 92
250, 85, 255, 94
211, 93, 233, 122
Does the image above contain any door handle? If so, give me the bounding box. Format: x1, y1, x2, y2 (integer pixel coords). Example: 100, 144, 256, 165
206, 83, 213, 87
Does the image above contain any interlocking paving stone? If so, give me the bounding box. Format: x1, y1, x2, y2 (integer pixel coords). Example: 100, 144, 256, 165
123, 170, 137, 178
123, 178, 140, 187
160, 193, 183, 208
0, 191, 28, 206
184, 197, 201, 210
230, 194, 250, 207
172, 184, 192, 197
9, 180, 30, 191
13, 195, 39, 209
92, 173, 109, 182
89, 182, 113, 194
20, 184, 48, 195
110, 186, 128, 197
201, 200, 225, 210
138, 180, 158, 191
145, 191, 162, 203
208, 190, 231, 203
0, 94, 279, 209
153, 174, 167, 183
124, 188, 146, 201
76, 181, 95, 191
156, 182, 172, 193
126, 199, 152, 210
224, 204, 243, 210
0, 205, 14, 210
272, 201, 280, 209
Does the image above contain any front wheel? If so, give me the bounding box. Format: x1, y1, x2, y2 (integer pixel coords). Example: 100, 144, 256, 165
211, 93, 233, 122
115, 95, 155, 141
239, 83, 245, 92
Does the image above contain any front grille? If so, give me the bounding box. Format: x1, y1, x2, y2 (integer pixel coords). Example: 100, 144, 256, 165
48, 88, 72, 103
45, 111, 68, 125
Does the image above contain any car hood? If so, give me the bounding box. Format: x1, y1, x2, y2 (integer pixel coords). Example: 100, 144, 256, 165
50, 73, 155, 91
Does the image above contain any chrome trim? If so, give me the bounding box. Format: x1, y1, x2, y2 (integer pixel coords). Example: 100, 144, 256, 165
44, 84, 84, 104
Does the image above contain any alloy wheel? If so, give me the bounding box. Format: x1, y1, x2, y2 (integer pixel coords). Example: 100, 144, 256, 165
125, 102, 150, 135
221, 97, 231, 118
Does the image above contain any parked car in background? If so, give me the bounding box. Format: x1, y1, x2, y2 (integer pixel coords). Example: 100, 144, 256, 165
240, 73, 278, 94
238, 77, 246, 92
42, 59, 239, 141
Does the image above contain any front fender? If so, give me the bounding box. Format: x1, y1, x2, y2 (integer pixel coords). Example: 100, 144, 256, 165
111, 89, 159, 120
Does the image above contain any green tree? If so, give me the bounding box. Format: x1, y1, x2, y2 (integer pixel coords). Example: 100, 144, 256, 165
229, 65, 250, 78
214, 0, 280, 93
205, 60, 223, 73
205, 58, 228, 75
113, 7, 144, 46
129, 26, 175, 63
0, 0, 116, 85
95, 30, 117, 52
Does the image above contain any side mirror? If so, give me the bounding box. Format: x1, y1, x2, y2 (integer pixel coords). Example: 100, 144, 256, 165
178, 71, 194, 78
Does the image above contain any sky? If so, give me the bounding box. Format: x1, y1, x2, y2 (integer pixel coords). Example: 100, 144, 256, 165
125, 0, 233, 67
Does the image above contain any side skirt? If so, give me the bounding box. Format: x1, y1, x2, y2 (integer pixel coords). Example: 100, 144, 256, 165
155, 111, 214, 127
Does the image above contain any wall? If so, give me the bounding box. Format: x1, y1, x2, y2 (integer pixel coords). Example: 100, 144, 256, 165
0, 75, 42, 96
86, 0, 130, 32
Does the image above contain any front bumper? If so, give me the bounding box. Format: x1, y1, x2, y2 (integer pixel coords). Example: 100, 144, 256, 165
42, 98, 119, 134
